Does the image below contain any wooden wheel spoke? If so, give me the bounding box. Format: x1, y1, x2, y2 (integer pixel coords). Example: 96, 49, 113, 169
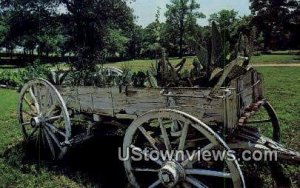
44, 126, 63, 150
132, 168, 159, 172
148, 179, 161, 188
245, 119, 272, 124
41, 88, 53, 115
171, 120, 180, 132
182, 143, 215, 167
35, 128, 42, 148
23, 96, 36, 113
178, 122, 189, 151
185, 176, 208, 188
22, 122, 31, 126
23, 111, 36, 117
45, 123, 66, 137
29, 87, 41, 114
130, 145, 163, 166
41, 126, 47, 149
43, 127, 56, 159
138, 126, 160, 151
45, 103, 59, 117
185, 169, 231, 179
34, 85, 42, 104
27, 126, 39, 141
159, 118, 171, 151
46, 115, 63, 122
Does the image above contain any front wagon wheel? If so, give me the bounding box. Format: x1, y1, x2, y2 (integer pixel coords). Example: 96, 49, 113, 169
123, 109, 245, 188
18, 79, 71, 160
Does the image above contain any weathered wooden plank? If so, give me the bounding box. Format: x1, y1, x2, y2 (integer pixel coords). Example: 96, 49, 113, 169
225, 89, 238, 130
163, 88, 225, 125
55, 85, 229, 125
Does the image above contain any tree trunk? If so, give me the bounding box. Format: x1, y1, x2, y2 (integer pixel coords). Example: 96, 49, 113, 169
178, 0, 185, 58
179, 30, 183, 58
264, 26, 272, 51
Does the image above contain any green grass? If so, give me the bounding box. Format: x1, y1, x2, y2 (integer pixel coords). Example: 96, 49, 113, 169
251, 54, 300, 64
105, 54, 300, 70
257, 67, 300, 146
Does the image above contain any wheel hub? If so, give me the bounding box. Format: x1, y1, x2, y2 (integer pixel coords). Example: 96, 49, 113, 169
158, 161, 185, 187
30, 117, 43, 128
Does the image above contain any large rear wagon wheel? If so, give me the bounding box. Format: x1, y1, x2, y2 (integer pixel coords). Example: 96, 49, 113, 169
123, 109, 245, 188
244, 100, 280, 142
243, 101, 290, 187
18, 79, 71, 160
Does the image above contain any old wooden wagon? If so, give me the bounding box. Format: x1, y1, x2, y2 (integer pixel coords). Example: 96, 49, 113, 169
17, 58, 300, 188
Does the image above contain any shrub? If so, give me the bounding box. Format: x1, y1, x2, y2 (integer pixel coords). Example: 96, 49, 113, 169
0, 59, 52, 89
0, 70, 23, 87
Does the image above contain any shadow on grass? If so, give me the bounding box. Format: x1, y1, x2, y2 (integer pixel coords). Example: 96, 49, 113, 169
2, 134, 128, 187
2, 133, 298, 188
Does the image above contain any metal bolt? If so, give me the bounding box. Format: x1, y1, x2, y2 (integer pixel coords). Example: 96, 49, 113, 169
161, 172, 171, 183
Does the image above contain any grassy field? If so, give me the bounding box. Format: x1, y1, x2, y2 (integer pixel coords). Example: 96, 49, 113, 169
1, 52, 300, 74
104, 54, 300, 71
251, 54, 300, 64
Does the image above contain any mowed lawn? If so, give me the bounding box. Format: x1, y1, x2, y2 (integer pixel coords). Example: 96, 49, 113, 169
104, 53, 300, 71
0, 66, 299, 186
0, 53, 299, 73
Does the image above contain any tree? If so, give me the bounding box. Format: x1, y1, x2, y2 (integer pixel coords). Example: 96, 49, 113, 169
104, 28, 129, 58
0, 14, 9, 46
0, 0, 62, 57
209, 10, 238, 31
165, 0, 205, 58
140, 8, 163, 58
250, 0, 299, 50
141, 22, 160, 58
60, 0, 134, 72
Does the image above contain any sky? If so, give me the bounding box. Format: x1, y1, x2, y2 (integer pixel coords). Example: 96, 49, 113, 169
128, 0, 251, 27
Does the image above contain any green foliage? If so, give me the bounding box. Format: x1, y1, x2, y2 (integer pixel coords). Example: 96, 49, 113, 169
165, 0, 205, 57
0, 70, 23, 87
104, 29, 129, 58
22, 59, 51, 81
0, 17, 8, 45
209, 9, 238, 31
47, 70, 69, 85
250, 0, 299, 49
0, 59, 51, 88
0, 0, 62, 56
62, 0, 134, 71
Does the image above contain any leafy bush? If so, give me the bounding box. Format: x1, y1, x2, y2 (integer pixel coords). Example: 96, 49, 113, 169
0, 59, 51, 88
22, 59, 51, 82
0, 70, 24, 87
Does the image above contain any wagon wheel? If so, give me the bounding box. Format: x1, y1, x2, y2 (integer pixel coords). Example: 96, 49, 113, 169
244, 100, 280, 142
18, 79, 71, 160
243, 101, 289, 187
123, 109, 245, 188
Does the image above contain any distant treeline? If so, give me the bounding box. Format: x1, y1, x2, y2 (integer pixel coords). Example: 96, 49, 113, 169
0, 0, 299, 68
